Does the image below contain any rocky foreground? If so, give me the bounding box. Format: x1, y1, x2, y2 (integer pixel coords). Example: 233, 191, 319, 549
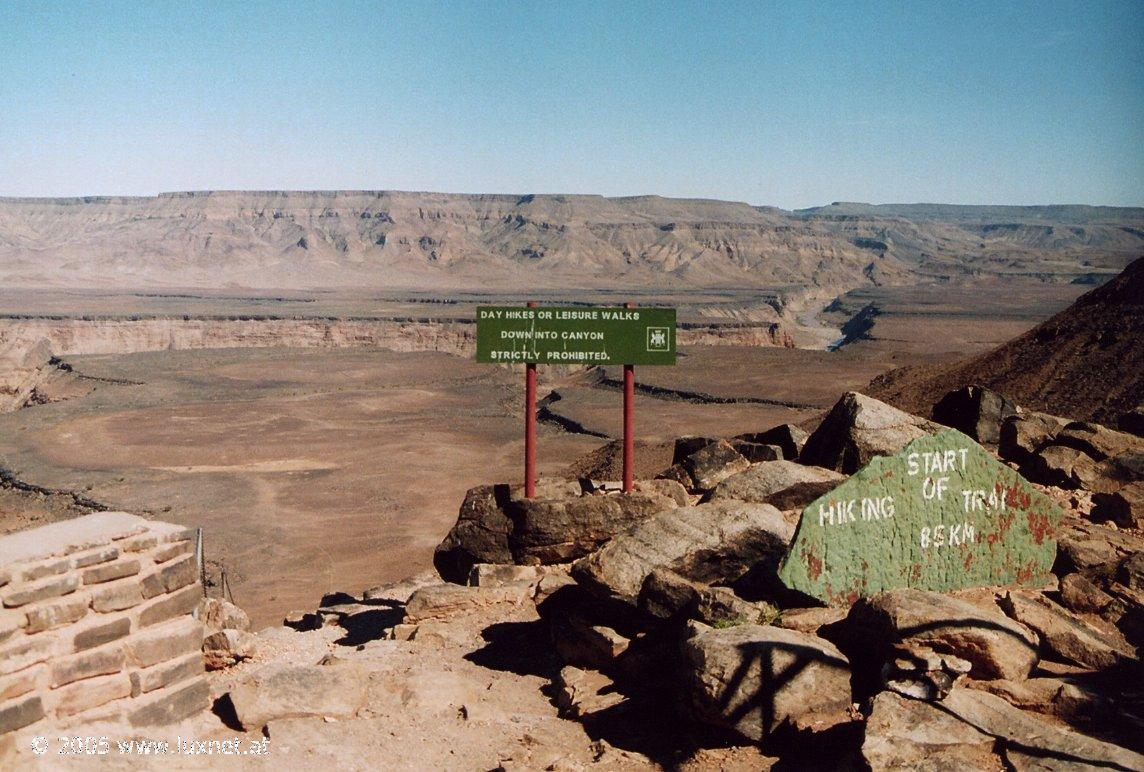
146, 384, 1144, 771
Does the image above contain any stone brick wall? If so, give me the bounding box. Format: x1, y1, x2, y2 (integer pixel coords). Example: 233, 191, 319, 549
0, 512, 209, 737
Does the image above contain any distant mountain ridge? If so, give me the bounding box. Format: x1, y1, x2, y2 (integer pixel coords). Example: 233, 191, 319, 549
0, 191, 1140, 292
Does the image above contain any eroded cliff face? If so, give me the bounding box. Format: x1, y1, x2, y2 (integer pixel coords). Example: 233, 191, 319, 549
0, 317, 795, 359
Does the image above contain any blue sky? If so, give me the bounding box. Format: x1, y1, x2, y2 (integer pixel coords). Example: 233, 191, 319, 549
1, 1, 1141, 208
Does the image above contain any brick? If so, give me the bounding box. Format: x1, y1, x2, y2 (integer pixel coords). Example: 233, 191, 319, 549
0, 694, 44, 734
73, 616, 131, 652
136, 584, 200, 628
16, 557, 71, 583
141, 556, 196, 599
0, 609, 26, 643
125, 617, 202, 667
72, 546, 119, 569
0, 635, 54, 676
118, 534, 160, 553
90, 582, 143, 613
128, 676, 209, 727
0, 664, 43, 701
151, 541, 193, 564
1, 573, 80, 608
51, 644, 125, 688
57, 701, 124, 730
83, 558, 140, 585
130, 653, 203, 696
49, 672, 131, 717
24, 597, 88, 634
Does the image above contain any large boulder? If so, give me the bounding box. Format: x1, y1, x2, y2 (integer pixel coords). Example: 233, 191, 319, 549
571, 500, 794, 607
683, 623, 852, 743
709, 460, 844, 510
842, 588, 1038, 682
999, 411, 1070, 465
735, 424, 809, 462
932, 385, 1017, 446
508, 490, 678, 564
800, 392, 942, 474
682, 440, 751, 491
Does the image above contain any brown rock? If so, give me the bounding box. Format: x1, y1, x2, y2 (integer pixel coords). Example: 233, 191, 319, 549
50, 672, 131, 717
844, 588, 1038, 681
728, 439, 783, 463
1056, 421, 1144, 461
572, 500, 794, 607
1000, 411, 1070, 465
1092, 481, 1144, 529
0, 665, 41, 702
508, 491, 676, 564
90, 581, 144, 613
403, 582, 531, 623
0, 635, 53, 676
999, 592, 1136, 670
140, 555, 196, 599
776, 606, 848, 635
197, 597, 251, 633
1058, 573, 1113, 614
710, 460, 844, 509
683, 623, 852, 742
863, 691, 1004, 770
555, 666, 624, 718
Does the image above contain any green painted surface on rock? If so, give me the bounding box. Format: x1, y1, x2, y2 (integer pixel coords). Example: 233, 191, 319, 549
778, 429, 1063, 605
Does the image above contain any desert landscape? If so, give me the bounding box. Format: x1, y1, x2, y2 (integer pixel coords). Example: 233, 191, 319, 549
2, 2, 1142, 768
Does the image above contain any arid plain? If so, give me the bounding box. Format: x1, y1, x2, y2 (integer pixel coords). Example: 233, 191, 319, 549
0, 280, 1088, 626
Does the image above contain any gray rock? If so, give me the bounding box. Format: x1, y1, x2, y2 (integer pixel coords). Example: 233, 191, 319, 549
197, 597, 250, 634
999, 411, 1071, 465
1024, 445, 1108, 491
845, 588, 1038, 681
571, 500, 794, 606
932, 385, 1017, 446
999, 592, 1137, 670
682, 440, 751, 491
800, 392, 942, 474
683, 623, 852, 743
640, 568, 772, 626
735, 424, 809, 461
672, 436, 718, 465
710, 460, 844, 510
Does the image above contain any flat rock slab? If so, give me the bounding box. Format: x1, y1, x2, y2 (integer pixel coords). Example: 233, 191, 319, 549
228, 662, 370, 730
779, 429, 1064, 605
999, 592, 1138, 670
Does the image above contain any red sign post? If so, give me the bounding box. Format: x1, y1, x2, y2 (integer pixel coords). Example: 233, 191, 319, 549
622, 302, 636, 493
524, 300, 538, 499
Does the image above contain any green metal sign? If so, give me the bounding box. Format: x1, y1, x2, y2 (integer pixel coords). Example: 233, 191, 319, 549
475, 306, 677, 365
778, 429, 1064, 606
